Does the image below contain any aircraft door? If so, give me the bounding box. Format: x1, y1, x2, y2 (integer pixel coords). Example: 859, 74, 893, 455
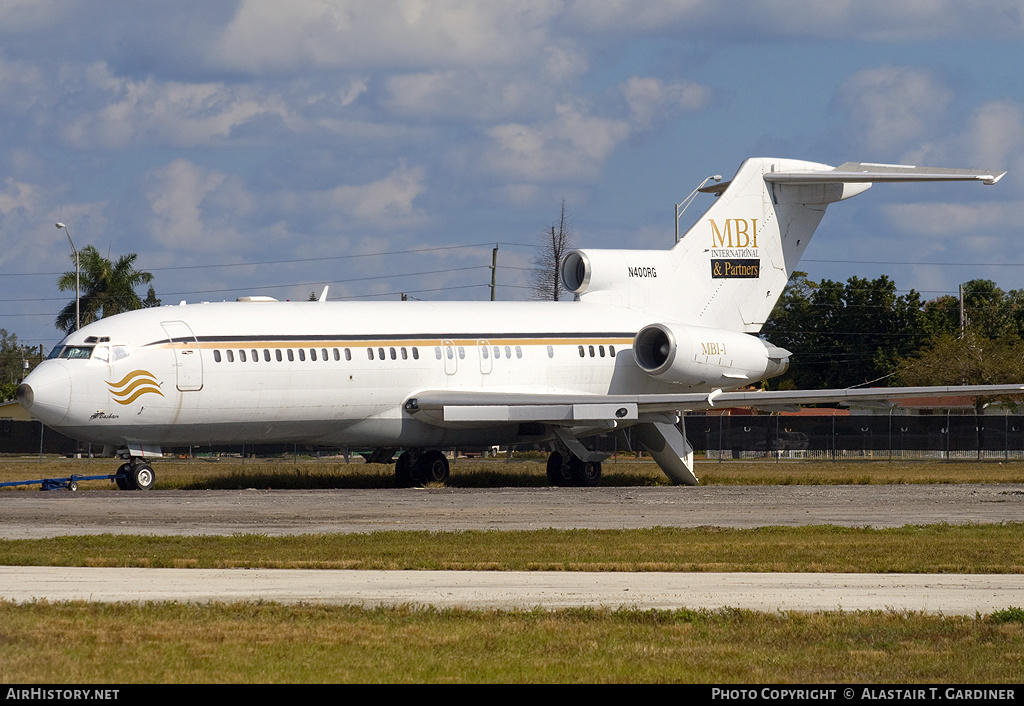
477, 339, 492, 374
161, 320, 204, 391
442, 339, 457, 375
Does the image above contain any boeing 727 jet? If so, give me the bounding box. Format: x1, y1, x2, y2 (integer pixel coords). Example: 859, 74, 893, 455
17, 158, 1020, 490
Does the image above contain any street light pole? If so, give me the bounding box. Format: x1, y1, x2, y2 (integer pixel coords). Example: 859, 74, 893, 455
675, 174, 722, 243
55, 222, 80, 331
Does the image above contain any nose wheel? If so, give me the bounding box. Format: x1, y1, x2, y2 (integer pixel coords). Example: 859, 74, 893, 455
115, 461, 156, 491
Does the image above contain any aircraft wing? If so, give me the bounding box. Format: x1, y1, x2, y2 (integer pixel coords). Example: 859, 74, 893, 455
406, 384, 1024, 424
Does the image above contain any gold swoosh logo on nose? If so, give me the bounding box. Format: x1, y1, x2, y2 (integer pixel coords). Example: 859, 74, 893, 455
106, 370, 164, 405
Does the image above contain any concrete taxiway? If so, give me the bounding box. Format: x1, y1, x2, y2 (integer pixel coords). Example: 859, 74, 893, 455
4, 567, 1022, 615
2, 484, 1023, 538
2, 485, 1021, 613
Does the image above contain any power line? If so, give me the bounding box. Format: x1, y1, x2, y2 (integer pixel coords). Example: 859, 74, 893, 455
0, 241, 538, 278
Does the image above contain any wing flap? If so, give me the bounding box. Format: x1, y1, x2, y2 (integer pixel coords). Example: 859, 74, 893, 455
408, 385, 1024, 424
439, 402, 638, 423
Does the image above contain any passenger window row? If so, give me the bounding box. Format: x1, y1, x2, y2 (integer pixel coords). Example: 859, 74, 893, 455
211, 343, 618, 364
212, 346, 420, 363
578, 345, 616, 358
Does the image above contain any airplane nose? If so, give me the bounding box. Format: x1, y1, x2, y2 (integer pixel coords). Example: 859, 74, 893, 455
17, 362, 71, 426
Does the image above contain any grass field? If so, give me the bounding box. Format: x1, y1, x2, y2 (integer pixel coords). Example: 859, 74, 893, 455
2, 524, 1023, 573
2, 601, 1022, 683
2, 456, 1023, 683
3, 454, 1024, 489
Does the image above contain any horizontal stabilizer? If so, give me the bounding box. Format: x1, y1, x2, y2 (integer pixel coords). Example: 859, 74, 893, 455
765, 162, 1005, 186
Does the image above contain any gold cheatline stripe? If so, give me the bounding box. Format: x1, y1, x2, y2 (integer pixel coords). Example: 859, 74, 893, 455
151, 337, 636, 350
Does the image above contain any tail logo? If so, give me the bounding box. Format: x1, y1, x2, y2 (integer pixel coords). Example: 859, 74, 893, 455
712, 259, 760, 279
709, 218, 761, 278
107, 370, 164, 405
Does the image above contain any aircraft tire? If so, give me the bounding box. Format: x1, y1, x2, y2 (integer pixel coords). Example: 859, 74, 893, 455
415, 450, 449, 484
546, 452, 573, 487
129, 463, 155, 491
395, 451, 416, 488
570, 458, 602, 487
115, 463, 132, 491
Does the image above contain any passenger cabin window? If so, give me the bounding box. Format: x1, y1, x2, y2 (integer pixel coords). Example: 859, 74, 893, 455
213, 350, 222, 363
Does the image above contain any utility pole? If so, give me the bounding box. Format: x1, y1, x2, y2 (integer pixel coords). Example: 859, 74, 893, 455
959, 283, 965, 339
490, 243, 499, 301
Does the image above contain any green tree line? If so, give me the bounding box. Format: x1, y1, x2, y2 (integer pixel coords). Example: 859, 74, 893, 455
762, 273, 1024, 395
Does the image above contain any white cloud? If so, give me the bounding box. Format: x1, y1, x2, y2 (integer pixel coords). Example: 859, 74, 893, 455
484, 102, 631, 182
214, 1, 562, 74
562, 0, 1024, 40
620, 76, 710, 128
144, 159, 232, 249
305, 165, 429, 228
836, 66, 953, 154
883, 201, 1018, 237
58, 63, 295, 149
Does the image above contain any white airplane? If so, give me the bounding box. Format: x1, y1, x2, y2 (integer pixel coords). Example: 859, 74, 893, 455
17, 158, 1020, 490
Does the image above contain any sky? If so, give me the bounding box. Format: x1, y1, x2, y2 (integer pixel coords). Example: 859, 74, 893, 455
1, 0, 1023, 352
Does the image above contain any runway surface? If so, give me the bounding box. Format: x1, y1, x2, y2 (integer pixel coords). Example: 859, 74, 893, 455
2, 484, 1022, 613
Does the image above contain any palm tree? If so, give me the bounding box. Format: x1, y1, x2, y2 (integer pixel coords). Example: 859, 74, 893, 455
56, 246, 154, 333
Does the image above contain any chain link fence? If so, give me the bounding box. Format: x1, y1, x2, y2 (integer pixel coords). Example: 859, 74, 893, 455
685, 412, 1024, 460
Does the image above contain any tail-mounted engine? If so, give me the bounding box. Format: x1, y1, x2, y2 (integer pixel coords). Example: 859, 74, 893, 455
560, 249, 677, 311
633, 322, 789, 388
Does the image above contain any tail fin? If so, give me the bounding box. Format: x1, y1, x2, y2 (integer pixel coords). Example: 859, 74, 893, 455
563, 158, 1003, 332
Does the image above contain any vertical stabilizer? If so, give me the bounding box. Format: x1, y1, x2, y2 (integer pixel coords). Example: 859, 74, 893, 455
673, 158, 841, 332
564, 158, 1003, 332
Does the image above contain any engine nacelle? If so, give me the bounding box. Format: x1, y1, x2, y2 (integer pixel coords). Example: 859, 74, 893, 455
560, 249, 677, 312
633, 322, 790, 388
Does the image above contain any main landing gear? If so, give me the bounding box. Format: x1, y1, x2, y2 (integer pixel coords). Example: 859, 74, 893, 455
114, 460, 156, 491
546, 451, 602, 487
394, 449, 450, 488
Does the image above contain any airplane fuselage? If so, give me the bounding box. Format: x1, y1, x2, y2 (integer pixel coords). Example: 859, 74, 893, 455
24, 299, 753, 452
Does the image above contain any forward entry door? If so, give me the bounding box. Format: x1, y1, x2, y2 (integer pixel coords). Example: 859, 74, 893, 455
161, 320, 204, 391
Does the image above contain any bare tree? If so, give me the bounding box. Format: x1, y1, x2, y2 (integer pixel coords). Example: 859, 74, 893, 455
530, 200, 573, 301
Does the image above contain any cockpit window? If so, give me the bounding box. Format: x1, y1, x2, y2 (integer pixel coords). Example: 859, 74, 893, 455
111, 345, 131, 362
58, 346, 94, 359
